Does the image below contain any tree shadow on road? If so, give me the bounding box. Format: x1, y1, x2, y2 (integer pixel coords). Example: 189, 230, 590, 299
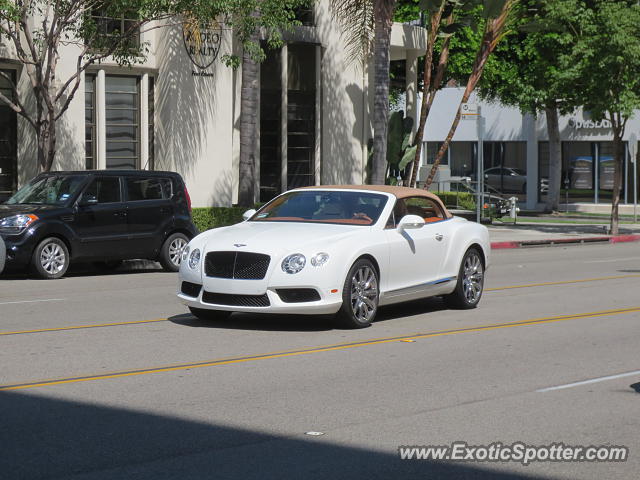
0, 390, 553, 480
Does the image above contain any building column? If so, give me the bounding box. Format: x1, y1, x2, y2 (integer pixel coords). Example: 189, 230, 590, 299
96, 69, 106, 169
405, 50, 419, 139
140, 73, 149, 170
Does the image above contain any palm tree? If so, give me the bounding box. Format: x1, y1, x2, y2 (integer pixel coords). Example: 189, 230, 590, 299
423, 0, 517, 189
238, 30, 261, 207
330, 0, 398, 185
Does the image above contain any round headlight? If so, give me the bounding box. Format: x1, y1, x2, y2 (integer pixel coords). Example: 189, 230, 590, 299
282, 253, 306, 274
311, 252, 329, 267
188, 248, 201, 269
182, 245, 190, 262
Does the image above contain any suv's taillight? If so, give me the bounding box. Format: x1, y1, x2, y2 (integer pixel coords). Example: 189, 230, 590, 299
184, 186, 192, 213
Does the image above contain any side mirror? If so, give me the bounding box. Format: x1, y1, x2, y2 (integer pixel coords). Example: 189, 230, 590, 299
242, 209, 257, 221
397, 214, 425, 231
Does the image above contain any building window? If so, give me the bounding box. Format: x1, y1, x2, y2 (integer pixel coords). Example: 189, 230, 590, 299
539, 141, 627, 204
294, 6, 315, 26
105, 76, 139, 169
259, 47, 282, 202
483, 141, 528, 201
90, 6, 140, 49
448, 142, 476, 178
425, 142, 448, 166
85, 75, 96, 169
0, 70, 17, 202
287, 44, 316, 191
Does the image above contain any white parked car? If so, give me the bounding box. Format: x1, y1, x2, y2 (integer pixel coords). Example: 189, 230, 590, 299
177, 186, 490, 328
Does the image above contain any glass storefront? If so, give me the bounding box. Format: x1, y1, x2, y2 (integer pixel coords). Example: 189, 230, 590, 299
483, 141, 528, 201
539, 141, 628, 204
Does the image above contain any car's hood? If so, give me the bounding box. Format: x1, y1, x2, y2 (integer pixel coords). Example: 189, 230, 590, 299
200, 221, 368, 255
0, 203, 64, 219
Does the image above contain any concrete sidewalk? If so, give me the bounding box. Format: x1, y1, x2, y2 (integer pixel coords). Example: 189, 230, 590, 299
487, 220, 640, 249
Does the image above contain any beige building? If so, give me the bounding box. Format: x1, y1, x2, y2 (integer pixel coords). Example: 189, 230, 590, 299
0, 4, 427, 207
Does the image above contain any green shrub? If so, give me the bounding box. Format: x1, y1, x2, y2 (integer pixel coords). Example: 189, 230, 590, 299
191, 206, 250, 232
434, 191, 476, 211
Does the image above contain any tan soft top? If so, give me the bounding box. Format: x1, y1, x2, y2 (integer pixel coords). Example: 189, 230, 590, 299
297, 184, 452, 218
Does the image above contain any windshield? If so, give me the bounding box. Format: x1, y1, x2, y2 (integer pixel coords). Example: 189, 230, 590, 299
250, 191, 388, 225
6, 175, 86, 206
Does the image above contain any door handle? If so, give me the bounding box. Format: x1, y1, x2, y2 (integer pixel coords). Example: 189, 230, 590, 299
435, 233, 444, 241
114, 211, 127, 217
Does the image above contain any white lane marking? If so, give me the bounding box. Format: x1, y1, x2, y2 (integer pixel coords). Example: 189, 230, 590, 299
537, 370, 640, 393
584, 257, 640, 264
0, 298, 65, 306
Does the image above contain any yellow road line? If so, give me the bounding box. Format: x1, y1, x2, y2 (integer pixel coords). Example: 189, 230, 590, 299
2, 306, 639, 392
486, 274, 640, 292
0, 318, 168, 336
3, 274, 639, 337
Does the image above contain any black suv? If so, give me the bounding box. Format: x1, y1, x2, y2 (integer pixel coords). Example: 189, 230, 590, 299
0, 170, 197, 279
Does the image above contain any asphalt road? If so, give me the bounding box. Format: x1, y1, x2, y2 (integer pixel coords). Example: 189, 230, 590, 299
1, 243, 639, 480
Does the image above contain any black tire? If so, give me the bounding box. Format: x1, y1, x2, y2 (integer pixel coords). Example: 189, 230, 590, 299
335, 258, 379, 328
444, 247, 484, 309
31, 237, 70, 279
159, 232, 189, 272
189, 307, 232, 321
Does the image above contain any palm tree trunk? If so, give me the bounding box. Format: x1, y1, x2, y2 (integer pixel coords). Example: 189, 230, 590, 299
545, 104, 561, 212
422, 55, 486, 189
408, 8, 451, 187
238, 31, 260, 207
370, 0, 397, 185
423, 4, 512, 190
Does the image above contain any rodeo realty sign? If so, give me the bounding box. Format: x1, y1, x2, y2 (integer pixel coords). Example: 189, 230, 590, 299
183, 20, 222, 76
568, 117, 612, 129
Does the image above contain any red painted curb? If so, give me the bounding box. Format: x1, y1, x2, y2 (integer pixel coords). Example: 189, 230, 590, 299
491, 234, 640, 249
490, 241, 520, 249
610, 234, 640, 244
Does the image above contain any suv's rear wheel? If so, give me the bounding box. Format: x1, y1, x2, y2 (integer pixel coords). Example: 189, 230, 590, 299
159, 232, 188, 272
32, 237, 70, 279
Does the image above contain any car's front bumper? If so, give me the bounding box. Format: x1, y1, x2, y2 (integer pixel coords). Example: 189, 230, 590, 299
177, 282, 344, 315
0, 232, 36, 271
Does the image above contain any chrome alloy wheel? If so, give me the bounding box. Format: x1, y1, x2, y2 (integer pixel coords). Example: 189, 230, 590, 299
462, 251, 484, 304
350, 265, 379, 323
169, 237, 188, 267
40, 242, 66, 275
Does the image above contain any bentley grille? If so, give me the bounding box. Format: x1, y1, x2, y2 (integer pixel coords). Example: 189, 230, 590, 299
204, 251, 271, 279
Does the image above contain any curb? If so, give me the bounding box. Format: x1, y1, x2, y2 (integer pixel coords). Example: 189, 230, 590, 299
491, 234, 640, 250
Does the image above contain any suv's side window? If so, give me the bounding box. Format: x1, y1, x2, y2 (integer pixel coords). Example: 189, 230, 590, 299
81, 177, 121, 204
126, 177, 172, 201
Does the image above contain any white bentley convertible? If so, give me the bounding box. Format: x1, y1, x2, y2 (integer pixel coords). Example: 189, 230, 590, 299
177, 186, 490, 328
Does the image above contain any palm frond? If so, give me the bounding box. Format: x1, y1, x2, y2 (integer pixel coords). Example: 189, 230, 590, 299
329, 0, 375, 67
